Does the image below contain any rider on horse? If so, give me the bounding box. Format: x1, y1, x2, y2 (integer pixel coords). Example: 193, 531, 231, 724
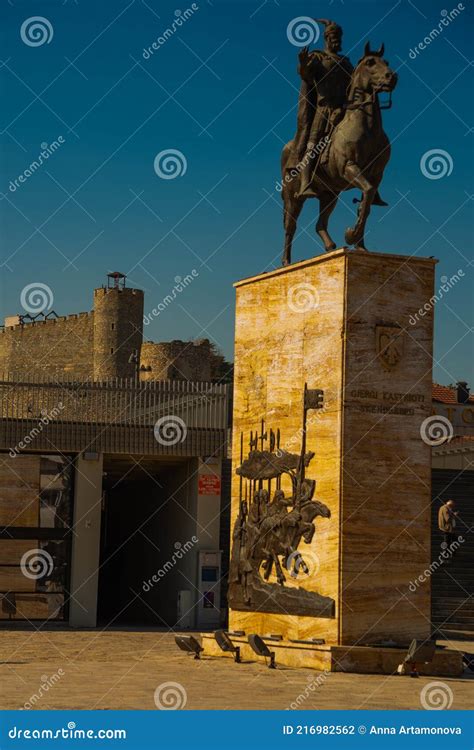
289, 19, 353, 198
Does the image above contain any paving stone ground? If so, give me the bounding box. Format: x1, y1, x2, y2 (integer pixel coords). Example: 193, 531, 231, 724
0, 628, 472, 711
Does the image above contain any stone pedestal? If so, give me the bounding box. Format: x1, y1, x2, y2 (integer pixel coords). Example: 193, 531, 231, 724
228, 248, 437, 648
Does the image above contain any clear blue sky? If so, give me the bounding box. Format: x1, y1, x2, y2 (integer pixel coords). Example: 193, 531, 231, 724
0, 0, 472, 384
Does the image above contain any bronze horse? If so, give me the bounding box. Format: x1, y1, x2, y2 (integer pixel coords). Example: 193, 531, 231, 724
252, 486, 330, 586
281, 44, 398, 265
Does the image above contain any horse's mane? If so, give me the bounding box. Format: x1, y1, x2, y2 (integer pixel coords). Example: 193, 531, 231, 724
346, 46, 385, 103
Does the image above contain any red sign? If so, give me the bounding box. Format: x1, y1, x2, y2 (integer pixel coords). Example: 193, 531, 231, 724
198, 474, 221, 496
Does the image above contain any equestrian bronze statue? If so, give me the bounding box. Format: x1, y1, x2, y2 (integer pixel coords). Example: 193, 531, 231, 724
281, 19, 398, 265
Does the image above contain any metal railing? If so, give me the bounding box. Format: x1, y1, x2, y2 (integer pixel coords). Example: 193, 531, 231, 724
0, 374, 230, 456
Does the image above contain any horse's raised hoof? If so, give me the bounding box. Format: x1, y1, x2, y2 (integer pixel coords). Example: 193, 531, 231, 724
324, 242, 336, 252
355, 245, 369, 252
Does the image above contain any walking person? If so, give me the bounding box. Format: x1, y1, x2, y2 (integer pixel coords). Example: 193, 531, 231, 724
438, 499, 459, 556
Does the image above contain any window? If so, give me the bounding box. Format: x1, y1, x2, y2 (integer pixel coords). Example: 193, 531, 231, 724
0, 455, 74, 621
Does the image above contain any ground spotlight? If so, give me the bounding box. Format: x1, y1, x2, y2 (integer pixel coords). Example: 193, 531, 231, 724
174, 635, 203, 660
397, 639, 436, 677
214, 629, 241, 663
248, 633, 276, 669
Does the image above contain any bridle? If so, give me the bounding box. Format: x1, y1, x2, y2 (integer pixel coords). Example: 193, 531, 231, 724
345, 88, 393, 111
345, 59, 394, 111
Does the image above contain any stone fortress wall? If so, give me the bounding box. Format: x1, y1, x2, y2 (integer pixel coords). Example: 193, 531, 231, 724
0, 312, 94, 379
0, 276, 220, 383
140, 339, 213, 381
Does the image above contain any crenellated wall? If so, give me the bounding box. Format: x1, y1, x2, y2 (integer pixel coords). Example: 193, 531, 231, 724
0, 282, 221, 383
0, 313, 94, 379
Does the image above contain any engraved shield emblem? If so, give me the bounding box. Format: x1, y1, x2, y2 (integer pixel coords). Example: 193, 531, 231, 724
376, 325, 404, 370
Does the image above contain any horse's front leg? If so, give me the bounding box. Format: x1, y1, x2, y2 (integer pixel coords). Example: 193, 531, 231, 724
262, 556, 273, 580
282, 192, 304, 265
316, 192, 338, 251
343, 162, 376, 249
273, 554, 286, 585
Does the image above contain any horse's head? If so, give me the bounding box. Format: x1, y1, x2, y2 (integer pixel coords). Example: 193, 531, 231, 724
351, 42, 398, 99
301, 499, 331, 522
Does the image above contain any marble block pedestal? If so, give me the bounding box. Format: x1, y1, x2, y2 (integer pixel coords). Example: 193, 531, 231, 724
228, 248, 439, 650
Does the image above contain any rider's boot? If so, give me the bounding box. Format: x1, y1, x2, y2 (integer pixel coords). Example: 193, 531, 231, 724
296, 152, 318, 198
372, 190, 388, 206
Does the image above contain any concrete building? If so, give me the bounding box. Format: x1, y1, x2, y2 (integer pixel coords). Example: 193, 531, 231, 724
0, 273, 231, 629
431, 381, 474, 633
0, 376, 229, 628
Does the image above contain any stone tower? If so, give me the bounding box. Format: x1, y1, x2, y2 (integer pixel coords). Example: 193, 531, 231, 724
93, 272, 144, 381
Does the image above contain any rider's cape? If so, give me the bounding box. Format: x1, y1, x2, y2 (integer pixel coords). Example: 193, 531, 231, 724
289, 77, 318, 169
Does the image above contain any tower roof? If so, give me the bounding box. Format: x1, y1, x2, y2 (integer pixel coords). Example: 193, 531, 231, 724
106, 271, 126, 289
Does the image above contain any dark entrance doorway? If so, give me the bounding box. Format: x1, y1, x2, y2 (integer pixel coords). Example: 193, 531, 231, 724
97, 455, 194, 627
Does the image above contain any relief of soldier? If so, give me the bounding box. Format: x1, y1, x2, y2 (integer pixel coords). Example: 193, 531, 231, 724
229, 432, 330, 605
